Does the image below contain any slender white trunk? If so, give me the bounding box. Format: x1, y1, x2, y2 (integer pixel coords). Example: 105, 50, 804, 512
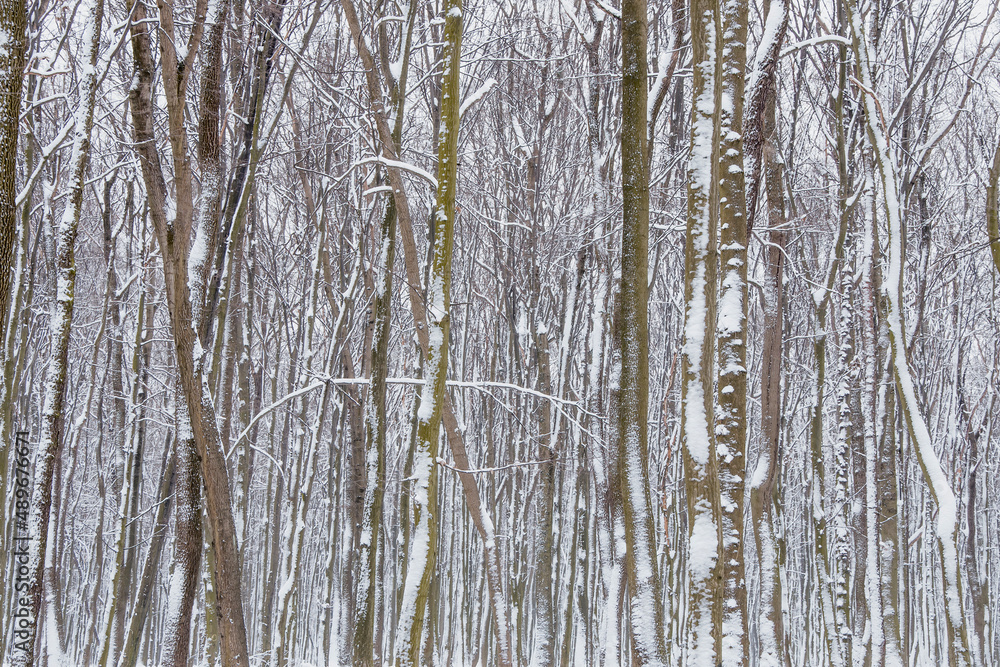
846, 4, 972, 664
860, 204, 884, 667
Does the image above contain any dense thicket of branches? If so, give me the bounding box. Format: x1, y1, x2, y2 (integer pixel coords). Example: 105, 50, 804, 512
0, 0, 998, 665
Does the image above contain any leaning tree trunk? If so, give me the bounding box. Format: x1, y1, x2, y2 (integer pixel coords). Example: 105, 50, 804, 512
125, 0, 251, 662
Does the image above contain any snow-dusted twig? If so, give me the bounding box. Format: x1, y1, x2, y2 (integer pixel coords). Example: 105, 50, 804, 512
340, 155, 438, 189
460, 78, 497, 118
435, 456, 557, 475
779, 33, 850, 57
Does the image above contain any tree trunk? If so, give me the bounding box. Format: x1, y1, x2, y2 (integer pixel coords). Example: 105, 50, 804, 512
616, 0, 666, 663
394, 3, 462, 663
0, 0, 25, 340
161, 411, 202, 667
117, 437, 177, 667
125, 1, 251, 663
683, 0, 723, 662
341, 1, 514, 662
859, 208, 884, 667
987, 136, 1000, 277
715, 1, 750, 662
748, 3, 790, 662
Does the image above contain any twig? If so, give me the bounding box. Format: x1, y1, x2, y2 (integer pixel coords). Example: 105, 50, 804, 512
435, 456, 556, 475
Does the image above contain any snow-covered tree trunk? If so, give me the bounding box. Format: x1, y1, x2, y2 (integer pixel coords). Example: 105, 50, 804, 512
188, 0, 229, 340
956, 350, 987, 664
97, 434, 142, 667
259, 357, 291, 661
354, 5, 416, 664
832, 253, 853, 667
748, 3, 790, 663
342, 2, 513, 662
859, 204, 885, 667
532, 324, 556, 667
125, 0, 251, 661
117, 439, 176, 667
555, 252, 587, 667
715, 1, 749, 662
394, 2, 462, 663
683, 0, 723, 663
568, 12, 622, 667
353, 147, 397, 667
159, 413, 201, 667
102, 174, 130, 667
271, 238, 357, 667
614, 0, 666, 664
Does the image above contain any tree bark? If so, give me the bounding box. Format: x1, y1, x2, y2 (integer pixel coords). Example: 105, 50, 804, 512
715, 1, 750, 662
341, 2, 514, 663
683, 0, 723, 662
0, 0, 25, 340
616, 0, 666, 663
846, 2, 972, 663
986, 136, 1000, 277
748, 3, 790, 663
117, 437, 177, 667
160, 412, 202, 667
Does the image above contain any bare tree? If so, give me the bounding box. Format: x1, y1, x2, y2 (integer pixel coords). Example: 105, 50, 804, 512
125, 0, 250, 662
614, 0, 667, 664
682, 0, 723, 662
10, 0, 102, 662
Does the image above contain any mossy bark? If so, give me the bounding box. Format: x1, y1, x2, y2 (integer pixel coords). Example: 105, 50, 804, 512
395, 2, 462, 664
